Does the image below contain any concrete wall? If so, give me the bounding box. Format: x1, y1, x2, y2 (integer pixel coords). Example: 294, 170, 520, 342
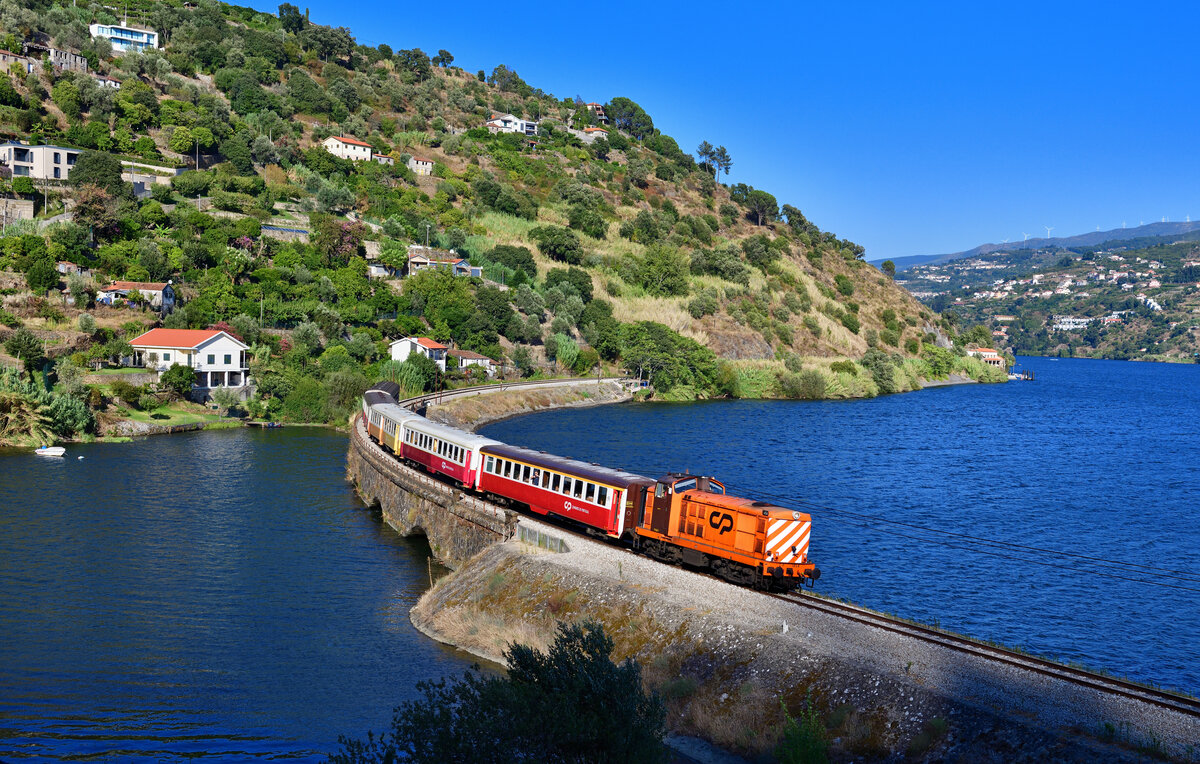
346, 415, 517, 568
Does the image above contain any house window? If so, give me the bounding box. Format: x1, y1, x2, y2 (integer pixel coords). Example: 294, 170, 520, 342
53, 152, 60, 163
53, 167, 60, 179
207, 354, 215, 364
162, 352, 171, 361
224, 354, 231, 364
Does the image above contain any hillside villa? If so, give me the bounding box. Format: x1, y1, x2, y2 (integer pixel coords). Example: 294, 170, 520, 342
97, 280, 176, 310
407, 155, 433, 175
322, 135, 373, 161
129, 328, 251, 400
390, 336, 447, 371
966, 347, 1005, 367
485, 112, 538, 136
448, 348, 496, 376
406, 245, 481, 277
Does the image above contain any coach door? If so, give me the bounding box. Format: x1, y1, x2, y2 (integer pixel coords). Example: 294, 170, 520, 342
650, 481, 672, 535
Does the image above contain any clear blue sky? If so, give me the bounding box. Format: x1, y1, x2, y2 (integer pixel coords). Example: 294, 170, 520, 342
247, 1, 1200, 260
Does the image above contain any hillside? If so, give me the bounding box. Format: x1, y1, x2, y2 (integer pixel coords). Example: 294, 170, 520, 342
879, 221, 1200, 272
900, 236, 1200, 361
0, 0, 998, 445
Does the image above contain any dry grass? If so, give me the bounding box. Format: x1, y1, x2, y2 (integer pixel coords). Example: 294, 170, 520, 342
609, 294, 707, 343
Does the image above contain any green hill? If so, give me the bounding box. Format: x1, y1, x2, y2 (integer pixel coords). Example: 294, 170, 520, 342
0, 0, 1002, 442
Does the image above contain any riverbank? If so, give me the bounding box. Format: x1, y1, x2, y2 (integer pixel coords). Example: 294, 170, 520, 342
425, 379, 633, 433
411, 519, 1194, 762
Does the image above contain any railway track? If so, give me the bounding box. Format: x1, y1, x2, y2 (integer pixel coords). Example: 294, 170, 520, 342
776, 590, 1200, 719
380, 377, 1200, 722
397, 376, 633, 412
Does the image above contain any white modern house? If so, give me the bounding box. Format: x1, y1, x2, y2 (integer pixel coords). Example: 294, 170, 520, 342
130, 328, 251, 399
88, 23, 159, 53
322, 135, 373, 162
449, 348, 496, 376
389, 337, 447, 371
0, 142, 80, 180
485, 112, 538, 136
97, 280, 175, 310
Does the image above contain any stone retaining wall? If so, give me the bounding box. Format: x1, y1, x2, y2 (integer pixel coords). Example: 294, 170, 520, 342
346, 415, 517, 568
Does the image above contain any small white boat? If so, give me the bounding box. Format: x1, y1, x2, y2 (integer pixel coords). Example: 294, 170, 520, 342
35, 446, 66, 457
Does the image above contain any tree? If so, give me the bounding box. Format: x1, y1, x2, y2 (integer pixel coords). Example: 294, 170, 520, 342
432, 49, 454, 67
696, 140, 716, 178
168, 125, 194, 154
25, 258, 57, 294
606, 97, 654, 140
278, 3, 306, 33
11, 177, 34, 195
330, 621, 666, 764
395, 48, 433, 81
70, 151, 126, 195
881, 260, 896, 279
714, 145, 732, 182
5, 328, 45, 380
529, 226, 584, 264
636, 246, 690, 297
72, 185, 124, 240
160, 363, 197, 400
487, 244, 537, 279
745, 188, 778, 226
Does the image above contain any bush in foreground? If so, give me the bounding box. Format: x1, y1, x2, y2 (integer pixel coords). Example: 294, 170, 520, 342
329, 621, 666, 764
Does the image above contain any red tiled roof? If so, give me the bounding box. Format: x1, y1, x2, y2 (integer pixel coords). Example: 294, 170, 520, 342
102, 280, 169, 292
415, 337, 447, 349
330, 135, 371, 147
130, 328, 223, 348
409, 156, 432, 163
584, 127, 608, 132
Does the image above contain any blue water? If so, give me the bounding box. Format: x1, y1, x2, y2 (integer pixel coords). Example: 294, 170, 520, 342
0, 428, 474, 761
482, 358, 1200, 695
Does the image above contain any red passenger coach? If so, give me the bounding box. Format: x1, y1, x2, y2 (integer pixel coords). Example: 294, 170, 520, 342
400, 418, 500, 488
478, 443, 655, 538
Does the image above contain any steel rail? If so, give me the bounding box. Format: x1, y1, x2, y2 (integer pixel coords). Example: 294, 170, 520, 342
774, 591, 1200, 718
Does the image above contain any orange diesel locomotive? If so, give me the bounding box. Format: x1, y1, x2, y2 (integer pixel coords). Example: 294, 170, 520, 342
361, 384, 820, 592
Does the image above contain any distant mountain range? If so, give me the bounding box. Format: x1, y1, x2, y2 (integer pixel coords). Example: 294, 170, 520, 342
876, 221, 1200, 272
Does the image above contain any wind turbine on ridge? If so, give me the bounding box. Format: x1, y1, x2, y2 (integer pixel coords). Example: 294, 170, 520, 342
1044, 225, 1054, 240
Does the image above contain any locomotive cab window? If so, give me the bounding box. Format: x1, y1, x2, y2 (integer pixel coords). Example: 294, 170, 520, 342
655, 483, 666, 498
675, 478, 697, 493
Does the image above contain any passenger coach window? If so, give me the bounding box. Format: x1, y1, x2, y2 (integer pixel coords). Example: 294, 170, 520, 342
486, 456, 494, 473
531, 469, 541, 487
562, 477, 572, 496
585, 484, 596, 503
552, 474, 562, 492
503, 461, 513, 478
522, 465, 531, 483
598, 487, 608, 506
573, 481, 584, 499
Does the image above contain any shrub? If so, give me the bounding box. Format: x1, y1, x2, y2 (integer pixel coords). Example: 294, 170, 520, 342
529, 225, 583, 264
779, 369, 827, 400
839, 312, 860, 334
829, 360, 858, 375
879, 329, 899, 347
687, 290, 719, 319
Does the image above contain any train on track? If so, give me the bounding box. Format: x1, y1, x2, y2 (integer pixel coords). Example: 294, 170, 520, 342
362, 382, 820, 591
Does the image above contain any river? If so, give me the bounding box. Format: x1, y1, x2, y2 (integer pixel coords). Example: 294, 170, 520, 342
0, 427, 473, 762
482, 357, 1200, 696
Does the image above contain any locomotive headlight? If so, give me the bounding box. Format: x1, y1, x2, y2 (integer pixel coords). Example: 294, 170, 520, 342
792, 511, 801, 519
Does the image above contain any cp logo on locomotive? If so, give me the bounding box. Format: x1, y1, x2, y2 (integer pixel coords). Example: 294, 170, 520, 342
708, 511, 734, 535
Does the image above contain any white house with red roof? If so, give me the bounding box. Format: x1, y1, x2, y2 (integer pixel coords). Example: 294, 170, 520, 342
322, 135, 373, 162
584, 102, 608, 124
406, 155, 433, 175
390, 337, 447, 371
97, 280, 175, 310
966, 347, 1005, 368
130, 328, 251, 399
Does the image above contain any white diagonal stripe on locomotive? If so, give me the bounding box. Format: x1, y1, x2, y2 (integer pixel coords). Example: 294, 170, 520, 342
766, 521, 811, 559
